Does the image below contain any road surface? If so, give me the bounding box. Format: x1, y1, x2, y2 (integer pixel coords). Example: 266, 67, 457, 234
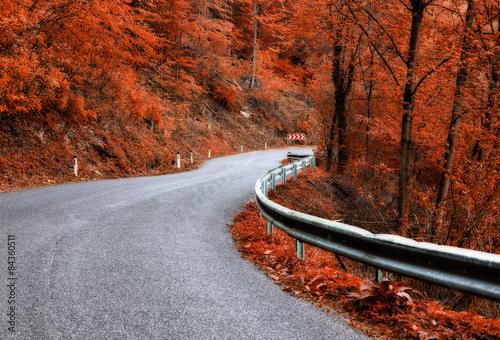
1, 149, 371, 339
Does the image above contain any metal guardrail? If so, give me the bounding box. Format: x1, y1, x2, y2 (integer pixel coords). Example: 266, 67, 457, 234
255, 155, 500, 302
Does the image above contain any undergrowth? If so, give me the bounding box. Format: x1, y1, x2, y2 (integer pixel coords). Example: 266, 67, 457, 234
230, 168, 500, 339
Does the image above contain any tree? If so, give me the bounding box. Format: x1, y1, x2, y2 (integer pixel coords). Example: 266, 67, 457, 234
345, 0, 454, 234
434, 0, 476, 235
285, 1, 361, 172
330, 27, 359, 173
250, 0, 258, 88
396, 0, 436, 234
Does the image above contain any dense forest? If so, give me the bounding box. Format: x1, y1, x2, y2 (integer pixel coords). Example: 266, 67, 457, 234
1, 0, 499, 251
0, 0, 319, 190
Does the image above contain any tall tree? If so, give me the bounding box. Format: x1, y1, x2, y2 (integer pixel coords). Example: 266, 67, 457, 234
249, 0, 258, 88
434, 0, 476, 234
346, 0, 454, 234
396, 0, 434, 234
329, 28, 359, 173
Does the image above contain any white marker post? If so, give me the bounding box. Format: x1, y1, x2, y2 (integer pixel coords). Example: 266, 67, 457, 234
176, 152, 181, 169
190, 151, 194, 164
208, 147, 211, 158
74, 155, 78, 177
241, 144, 243, 152
265, 142, 267, 150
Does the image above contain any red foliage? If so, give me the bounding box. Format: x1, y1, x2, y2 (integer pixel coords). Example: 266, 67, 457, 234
1, 0, 305, 192
231, 170, 500, 339
346, 277, 500, 339
230, 201, 363, 310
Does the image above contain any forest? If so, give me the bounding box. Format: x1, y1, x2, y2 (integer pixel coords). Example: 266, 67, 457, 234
1, 1, 499, 250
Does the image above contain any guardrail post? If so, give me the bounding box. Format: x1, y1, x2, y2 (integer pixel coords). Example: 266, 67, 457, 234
293, 163, 298, 181
263, 179, 268, 197
310, 157, 314, 172
302, 160, 307, 176
376, 269, 384, 282
281, 168, 286, 185
267, 221, 273, 234
296, 239, 304, 258
271, 173, 276, 191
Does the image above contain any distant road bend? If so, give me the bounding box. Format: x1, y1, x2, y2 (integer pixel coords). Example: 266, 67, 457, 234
1, 149, 371, 339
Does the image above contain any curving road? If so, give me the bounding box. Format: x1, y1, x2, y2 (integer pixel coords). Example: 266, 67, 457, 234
1, 149, 371, 339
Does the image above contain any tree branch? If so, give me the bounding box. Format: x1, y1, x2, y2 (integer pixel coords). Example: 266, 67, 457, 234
359, 3, 407, 63
414, 57, 451, 93
342, 0, 402, 88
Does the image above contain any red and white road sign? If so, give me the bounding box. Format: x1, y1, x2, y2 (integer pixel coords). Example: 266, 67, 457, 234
287, 134, 305, 140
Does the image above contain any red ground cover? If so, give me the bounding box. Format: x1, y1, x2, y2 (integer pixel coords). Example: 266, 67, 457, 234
230, 169, 500, 339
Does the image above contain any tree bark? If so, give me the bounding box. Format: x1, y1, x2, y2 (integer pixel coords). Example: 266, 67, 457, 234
328, 37, 356, 173
336, 68, 354, 173
249, 0, 258, 88
397, 1, 425, 236
326, 112, 337, 172
364, 49, 375, 157
472, 63, 498, 161
435, 0, 475, 234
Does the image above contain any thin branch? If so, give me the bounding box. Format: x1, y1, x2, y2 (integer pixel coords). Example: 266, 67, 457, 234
359, 3, 407, 63
398, 0, 411, 12
474, 11, 500, 34
426, 1, 459, 16
342, 1, 402, 88
424, 0, 439, 6
414, 57, 451, 93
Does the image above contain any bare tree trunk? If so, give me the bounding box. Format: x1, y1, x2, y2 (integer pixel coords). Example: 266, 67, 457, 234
434, 0, 475, 235
362, 2, 375, 158
366, 73, 373, 157
229, 1, 234, 56
397, 1, 425, 236
249, 0, 258, 88
472, 63, 498, 161
326, 113, 337, 172
363, 47, 375, 157
328, 37, 356, 173
336, 71, 353, 173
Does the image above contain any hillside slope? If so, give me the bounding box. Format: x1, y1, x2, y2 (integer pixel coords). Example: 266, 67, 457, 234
0, 92, 315, 192
0, 1, 317, 192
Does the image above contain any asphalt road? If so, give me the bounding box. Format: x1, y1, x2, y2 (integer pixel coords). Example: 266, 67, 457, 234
1, 149, 371, 339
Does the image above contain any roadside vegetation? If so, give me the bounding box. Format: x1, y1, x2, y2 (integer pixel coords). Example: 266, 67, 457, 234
230, 165, 500, 339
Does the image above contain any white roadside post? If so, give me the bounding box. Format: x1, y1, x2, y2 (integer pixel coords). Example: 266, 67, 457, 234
74, 155, 78, 177
176, 152, 181, 169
